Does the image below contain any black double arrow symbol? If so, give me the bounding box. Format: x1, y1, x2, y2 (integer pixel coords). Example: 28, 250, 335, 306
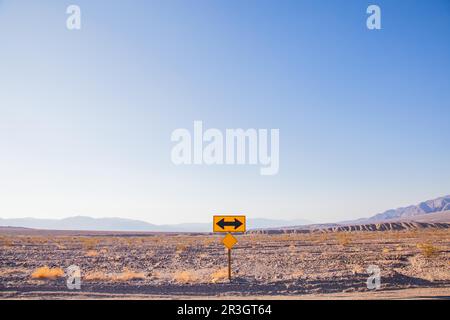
216, 218, 243, 230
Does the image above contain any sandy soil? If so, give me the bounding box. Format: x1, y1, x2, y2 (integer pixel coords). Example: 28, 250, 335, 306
1, 229, 449, 299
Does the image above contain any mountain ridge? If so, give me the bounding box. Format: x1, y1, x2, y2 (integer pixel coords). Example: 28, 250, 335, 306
364, 195, 450, 222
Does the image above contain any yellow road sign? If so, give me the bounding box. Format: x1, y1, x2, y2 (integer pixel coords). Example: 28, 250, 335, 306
213, 215, 246, 233
222, 233, 238, 249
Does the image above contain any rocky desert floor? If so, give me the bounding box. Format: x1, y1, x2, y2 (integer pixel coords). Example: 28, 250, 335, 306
0, 228, 449, 299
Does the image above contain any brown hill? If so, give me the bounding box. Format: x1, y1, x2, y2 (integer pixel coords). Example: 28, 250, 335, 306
248, 220, 450, 234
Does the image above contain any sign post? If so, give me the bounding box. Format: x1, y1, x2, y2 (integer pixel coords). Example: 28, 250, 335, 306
228, 248, 231, 280
213, 215, 246, 282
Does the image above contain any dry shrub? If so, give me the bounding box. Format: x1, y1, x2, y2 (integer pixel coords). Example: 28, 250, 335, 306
0, 236, 13, 247
336, 233, 352, 246
84, 271, 108, 281
402, 230, 419, 239
173, 270, 199, 284
210, 268, 229, 283
31, 266, 64, 280
85, 268, 146, 282
152, 237, 161, 244
175, 244, 188, 254
123, 238, 136, 246
28, 236, 44, 244
417, 242, 440, 258
81, 238, 99, 250
382, 248, 390, 254
316, 232, 329, 243
114, 269, 146, 281
278, 234, 291, 242
350, 264, 364, 275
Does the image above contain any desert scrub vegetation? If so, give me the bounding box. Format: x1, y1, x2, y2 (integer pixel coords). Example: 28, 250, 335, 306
417, 242, 440, 258
277, 234, 293, 242
210, 268, 229, 283
175, 243, 190, 254
336, 233, 352, 246
85, 268, 146, 282
0, 236, 13, 247
202, 237, 216, 246
171, 268, 231, 284
31, 266, 64, 280
315, 232, 329, 243
290, 270, 305, 279
28, 236, 50, 245
84, 271, 109, 281
81, 238, 99, 250
112, 268, 146, 281
172, 270, 200, 284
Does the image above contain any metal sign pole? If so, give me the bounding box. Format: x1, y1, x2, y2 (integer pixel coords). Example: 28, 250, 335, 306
228, 248, 231, 281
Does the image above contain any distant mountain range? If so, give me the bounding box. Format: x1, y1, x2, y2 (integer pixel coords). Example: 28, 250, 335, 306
1, 195, 449, 232
253, 195, 450, 233
0, 216, 312, 232
361, 195, 450, 222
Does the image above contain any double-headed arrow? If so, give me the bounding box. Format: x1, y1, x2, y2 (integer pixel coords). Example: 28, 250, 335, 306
216, 218, 243, 230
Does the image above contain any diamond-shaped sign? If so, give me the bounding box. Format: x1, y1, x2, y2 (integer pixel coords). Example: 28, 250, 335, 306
222, 233, 237, 249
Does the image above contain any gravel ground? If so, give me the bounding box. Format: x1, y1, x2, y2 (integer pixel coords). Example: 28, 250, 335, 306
0, 229, 449, 299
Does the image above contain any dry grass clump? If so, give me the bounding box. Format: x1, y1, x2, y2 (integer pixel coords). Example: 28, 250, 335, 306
417, 242, 440, 258
316, 232, 329, 243
202, 237, 216, 246
349, 264, 365, 275
81, 238, 99, 250
336, 233, 352, 246
173, 270, 200, 284
172, 268, 227, 284
210, 268, 229, 283
175, 244, 188, 254
84, 271, 108, 281
151, 236, 162, 244
0, 236, 13, 247
114, 269, 146, 281
278, 234, 292, 242
27, 236, 46, 244
85, 268, 146, 282
31, 266, 64, 279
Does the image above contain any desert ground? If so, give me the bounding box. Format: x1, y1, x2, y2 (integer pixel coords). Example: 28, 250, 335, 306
0, 227, 449, 299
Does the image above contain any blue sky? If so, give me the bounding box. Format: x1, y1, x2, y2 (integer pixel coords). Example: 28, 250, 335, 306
0, 0, 449, 224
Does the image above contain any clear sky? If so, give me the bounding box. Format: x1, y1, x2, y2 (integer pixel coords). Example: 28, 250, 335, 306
1, 0, 449, 224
